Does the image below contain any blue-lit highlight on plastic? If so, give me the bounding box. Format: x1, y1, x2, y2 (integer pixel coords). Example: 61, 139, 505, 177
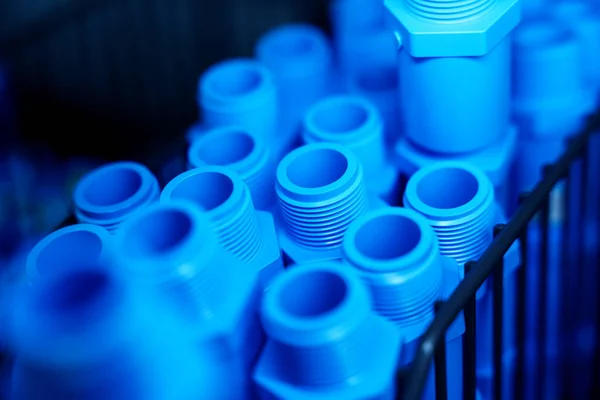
198, 58, 278, 142
254, 262, 401, 399
73, 162, 159, 233
187, 126, 276, 211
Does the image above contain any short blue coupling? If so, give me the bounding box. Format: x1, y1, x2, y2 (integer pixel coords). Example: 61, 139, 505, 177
302, 95, 398, 204
161, 167, 283, 288
187, 126, 276, 211
7, 258, 206, 399
73, 161, 159, 233
254, 262, 401, 399
198, 58, 278, 141
385, 0, 520, 154
26, 223, 113, 280
275, 143, 372, 264
256, 24, 335, 157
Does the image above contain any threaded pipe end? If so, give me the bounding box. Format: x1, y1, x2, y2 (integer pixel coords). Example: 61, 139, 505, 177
276, 143, 368, 250
116, 202, 229, 319
73, 161, 159, 232
161, 167, 263, 263
343, 208, 444, 326
260, 263, 374, 387
403, 162, 495, 265
188, 126, 275, 210
405, 0, 495, 21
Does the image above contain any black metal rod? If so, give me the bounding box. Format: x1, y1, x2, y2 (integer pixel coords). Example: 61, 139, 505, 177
462, 261, 477, 400
493, 224, 505, 400
434, 301, 448, 400
400, 113, 600, 400
515, 192, 529, 400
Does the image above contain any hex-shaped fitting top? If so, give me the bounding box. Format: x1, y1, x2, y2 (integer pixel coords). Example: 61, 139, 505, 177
385, 0, 521, 57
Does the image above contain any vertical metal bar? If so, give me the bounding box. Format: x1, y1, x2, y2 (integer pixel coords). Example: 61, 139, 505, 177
493, 224, 505, 400
463, 261, 477, 400
515, 193, 529, 400
537, 165, 552, 400
434, 301, 448, 400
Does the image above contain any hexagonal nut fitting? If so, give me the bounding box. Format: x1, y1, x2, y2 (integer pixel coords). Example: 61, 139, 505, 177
384, 0, 521, 57
253, 211, 284, 289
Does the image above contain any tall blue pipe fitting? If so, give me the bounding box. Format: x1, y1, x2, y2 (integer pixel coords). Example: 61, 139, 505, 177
255, 24, 336, 158
385, 0, 520, 155
26, 224, 112, 281
301, 96, 399, 204
198, 58, 278, 142
342, 207, 465, 400
115, 201, 263, 399
551, 1, 600, 102
7, 258, 206, 399
73, 161, 160, 233
347, 64, 401, 148
161, 167, 283, 289
254, 262, 402, 399
275, 143, 384, 265
187, 126, 276, 211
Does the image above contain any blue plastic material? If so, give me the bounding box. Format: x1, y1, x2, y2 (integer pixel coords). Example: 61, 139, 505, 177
7, 259, 206, 399
73, 162, 160, 233
187, 126, 276, 211
161, 167, 283, 289
521, 0, 547, 17
275, 143, 380, 264
254, 262, 401, 399
301, 96, 398, 204
347, 64, 401, 147
256, 24, 335, 157
26, 224, 112, 280
342, 207, 465, 400
198, 58, 278, 142
115, 201, 263, 399
551, 1, 600, 100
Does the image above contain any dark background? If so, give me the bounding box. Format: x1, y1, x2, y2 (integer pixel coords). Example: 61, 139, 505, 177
0, 0, 330, 161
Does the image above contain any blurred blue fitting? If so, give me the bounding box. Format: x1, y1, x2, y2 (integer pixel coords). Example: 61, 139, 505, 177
520, 0, 548, 18
342, 207, 464, 399
256, 24, 336, 157
185, 122, 207, 144
551, 0, 600, 99
198, 58, 278, 141
347, 64, 401, 148
73, 162, 159, 233
385, 0, 519, 154
512, 17, 592, 139
254, 262, 401, 399
161, 167, 283, 289
275, 143, 377, 264
403, 162, 496, 265
8, 259, 205, 399
187, 126, 276, 211
394, 125, 517, 211
301, 96, 398, 204
26, 224, 112, 281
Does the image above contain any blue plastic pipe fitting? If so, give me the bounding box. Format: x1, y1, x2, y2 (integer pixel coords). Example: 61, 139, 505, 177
254, 262, 401, 399
342, 207, 465, 399
551, 1, 600, 102
73, 161, 159, 233
7, 258, 206, 399
161, 167, 283, 288
385, 0, 520, 155
275, 143, 376, 265
256, 24, 335, 157
26, 224, 112, 280
187, 126, 276, 211
115, 202, 263, 399
301, 95, 399, 204
198, 58, 278, 141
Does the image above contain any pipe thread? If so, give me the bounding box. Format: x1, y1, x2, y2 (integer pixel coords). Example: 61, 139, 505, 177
405, 0, 495, 21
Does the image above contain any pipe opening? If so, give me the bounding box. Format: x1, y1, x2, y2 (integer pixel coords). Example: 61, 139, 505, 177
311, 100, 369, 134
82, 167, 143, 207
194, 130, 255, 165
286, 148, 348, 188
209, 65, 263, 97
44, 268, 111, 314
354, 214, 422, 261
35, 231, 104, 276
279, 270, 347, 318
416, 167, 478, 209
170, 171, 234, 211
